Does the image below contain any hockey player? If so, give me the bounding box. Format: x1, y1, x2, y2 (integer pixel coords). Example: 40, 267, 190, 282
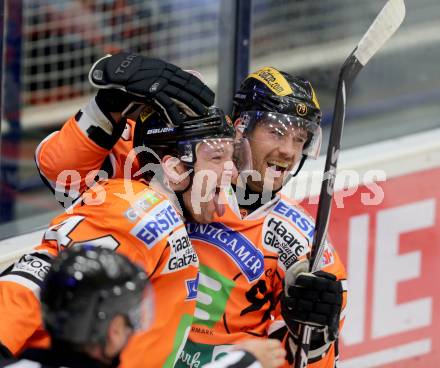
0, 247, 285, 368
0, 246, 152, 368
175, 68, 347, 368
0, 107, 240, 367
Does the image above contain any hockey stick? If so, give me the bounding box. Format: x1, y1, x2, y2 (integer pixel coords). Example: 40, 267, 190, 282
293, 1, 406, 367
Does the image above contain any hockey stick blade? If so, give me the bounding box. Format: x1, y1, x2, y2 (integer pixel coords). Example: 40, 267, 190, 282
354, 0, 406, 66
293, 2, 405, 368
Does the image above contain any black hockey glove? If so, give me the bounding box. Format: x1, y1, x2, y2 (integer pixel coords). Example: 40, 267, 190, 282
89, 52, 215, 126
281, 270, 343, 341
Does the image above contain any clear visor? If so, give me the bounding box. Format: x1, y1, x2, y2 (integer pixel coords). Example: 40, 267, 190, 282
239, 111, 322, 159
196, 138, 235, 162
179, 138, 251, 172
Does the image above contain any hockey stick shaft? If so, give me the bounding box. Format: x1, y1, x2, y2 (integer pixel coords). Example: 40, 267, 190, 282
293, 1, 405, 367
309, 53, 362, 270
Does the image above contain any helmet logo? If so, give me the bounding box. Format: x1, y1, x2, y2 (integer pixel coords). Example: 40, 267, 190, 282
247, 67, 293, 97
296, 103, 308, 116
146, 127, 173, 134
139, 105, 155, 122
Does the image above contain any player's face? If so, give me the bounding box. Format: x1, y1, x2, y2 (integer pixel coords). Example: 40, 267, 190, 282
183, 138, 238, 223
247, 122, 307, 192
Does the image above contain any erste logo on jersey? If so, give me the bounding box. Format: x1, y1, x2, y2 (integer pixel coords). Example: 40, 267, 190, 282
131, 200, 181, 249
162, 227, 198, 274
272, 201, 315, 239
263, 216, 309, 270
187, 223, 264, 282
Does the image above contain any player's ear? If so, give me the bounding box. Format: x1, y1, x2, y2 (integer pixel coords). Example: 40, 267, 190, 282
161, 155, 191, 191
105, 315, 132, 359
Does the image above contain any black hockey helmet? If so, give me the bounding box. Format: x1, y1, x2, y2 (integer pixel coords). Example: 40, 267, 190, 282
232, 67, 322, 162
232, 67, 322, 124
41, 246, 152, 346
133, 105, 250, 172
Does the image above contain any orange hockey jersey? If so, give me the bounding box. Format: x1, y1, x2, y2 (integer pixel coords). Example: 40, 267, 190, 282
176, 189, 347, 368
0, 179, 199, 368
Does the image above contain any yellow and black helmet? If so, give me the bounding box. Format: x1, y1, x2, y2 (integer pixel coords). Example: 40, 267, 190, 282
232, 66, 322, 125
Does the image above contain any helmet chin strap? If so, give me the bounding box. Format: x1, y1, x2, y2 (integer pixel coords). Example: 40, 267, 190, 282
173, 162, 196, 220
173, 140, 200, 197
281, 154, 307, 190
174, 171, 193, 196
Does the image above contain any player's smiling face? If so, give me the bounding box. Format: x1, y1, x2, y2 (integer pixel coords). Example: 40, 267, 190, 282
246, 122, 307, 192
183, 139, 238, 223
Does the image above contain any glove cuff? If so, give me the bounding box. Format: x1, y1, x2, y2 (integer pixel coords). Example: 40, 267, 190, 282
286, 325, 333, 363
79, 97, 115, 136
76, 97, 125, 150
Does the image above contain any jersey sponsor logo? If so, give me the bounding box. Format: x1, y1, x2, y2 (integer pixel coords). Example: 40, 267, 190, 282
168, 247, 198, 271
263, 216, 309, 270
190, 326, 214, 335
9, 253, 52, 284
187, 222, 264, 282
177, 338, 215, 367
193, 265, 235, 328
320, 243, 335, 268
272, 200, 315, 239
177, 339, 235, 368
186, 273, 199, 300
124, 191, 161, 222
163, 227, 198, 274
131, 200, 181, 249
